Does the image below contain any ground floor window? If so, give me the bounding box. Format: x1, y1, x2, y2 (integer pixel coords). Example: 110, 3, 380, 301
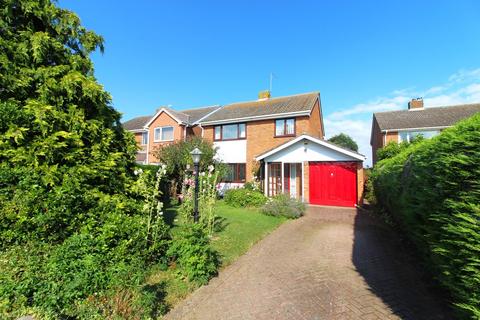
267, 163, 282, 197
222, 163, 246, 183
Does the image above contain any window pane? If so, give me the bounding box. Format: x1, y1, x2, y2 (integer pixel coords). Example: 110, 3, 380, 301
214, 126, 221, 140
142, 132, 148, 145
238, 164, 246, 182
275, 120, 284, 136
239, 123, 246, 138
161, 127, 174, 141
154, 128, 161, 141
222, 124, 238, 139
223, 164, 235, 182
399, 131, 408, 142
286, 119, 294, 135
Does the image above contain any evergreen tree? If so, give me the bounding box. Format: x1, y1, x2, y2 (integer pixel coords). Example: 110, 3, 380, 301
0, 0, 137, 244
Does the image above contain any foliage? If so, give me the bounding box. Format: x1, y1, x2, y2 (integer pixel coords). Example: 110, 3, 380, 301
178, 165, 219, 234
153, 136, 218, 190
167, 224, 219, 285
224, 188, 267, 208
261, 194, 305, 218
371, 114, 480, 319
376, 135, 424, 162
0, 1, 170, 317
328, 133, 359, 151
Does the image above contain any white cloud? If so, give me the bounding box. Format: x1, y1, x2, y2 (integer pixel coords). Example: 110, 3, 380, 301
325, 68, 480, 167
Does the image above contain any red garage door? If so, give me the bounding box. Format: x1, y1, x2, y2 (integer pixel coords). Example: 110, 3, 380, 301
309, 162, 357, 207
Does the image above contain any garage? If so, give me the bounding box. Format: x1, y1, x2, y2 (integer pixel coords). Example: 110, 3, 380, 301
309, 162, 357, 207
256, 135, 365, 207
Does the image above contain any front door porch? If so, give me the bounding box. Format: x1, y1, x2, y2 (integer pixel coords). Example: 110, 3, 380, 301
265, 162, 303, 200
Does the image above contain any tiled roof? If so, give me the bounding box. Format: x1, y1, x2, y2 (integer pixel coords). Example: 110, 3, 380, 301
374, 103, 480, 131
181, 105, 221, 123
200, 92, 319, 124
122, 115, 152, 131
122, 105, 221, 130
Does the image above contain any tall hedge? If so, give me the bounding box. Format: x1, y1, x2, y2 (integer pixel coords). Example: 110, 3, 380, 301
0, 1, 169, 317
372, 113, 480, 319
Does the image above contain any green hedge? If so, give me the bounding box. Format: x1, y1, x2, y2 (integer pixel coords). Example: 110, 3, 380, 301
371, 113, 480, 319
224, 188, 267, 207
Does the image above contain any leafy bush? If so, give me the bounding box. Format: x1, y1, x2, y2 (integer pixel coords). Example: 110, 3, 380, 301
371, 114, 480, 319
167, 224, 219, 285
224, 188, 267, 207
0, 1, 171, 317
261, 194, 305, 218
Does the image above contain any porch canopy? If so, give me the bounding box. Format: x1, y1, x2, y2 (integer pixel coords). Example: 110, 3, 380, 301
256, 135, 365, 203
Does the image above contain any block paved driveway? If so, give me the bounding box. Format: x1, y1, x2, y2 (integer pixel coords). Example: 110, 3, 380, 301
165, 206, 451, 320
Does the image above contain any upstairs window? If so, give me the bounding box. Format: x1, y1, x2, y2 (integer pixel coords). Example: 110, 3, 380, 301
214, 123, 246, 141
275, 118, 295, 137
154, 126, 174, 142
141, 132, 148, 145
398, 130, 439, 143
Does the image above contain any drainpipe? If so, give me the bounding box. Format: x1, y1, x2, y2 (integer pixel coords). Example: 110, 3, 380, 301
199, 123, 204, 138
383, 130, 388, 146
183, 125, 187, 141
145, 127, 150, 165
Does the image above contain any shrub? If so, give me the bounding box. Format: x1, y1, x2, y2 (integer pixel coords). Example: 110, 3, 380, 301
167, 224, 219, 285
371, 114, 480, 319
0, 1, 172, 317
261, 194, 305, 218
224, 188, 267, 207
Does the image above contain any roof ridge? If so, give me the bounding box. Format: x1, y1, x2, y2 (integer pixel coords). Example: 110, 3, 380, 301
223, 91, 319, 107
374, 102, 480, 115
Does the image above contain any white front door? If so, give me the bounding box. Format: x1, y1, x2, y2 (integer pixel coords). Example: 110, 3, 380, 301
290, 164, 296, 198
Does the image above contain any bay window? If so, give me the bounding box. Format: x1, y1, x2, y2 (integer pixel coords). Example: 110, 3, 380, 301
222, 163, 246, 183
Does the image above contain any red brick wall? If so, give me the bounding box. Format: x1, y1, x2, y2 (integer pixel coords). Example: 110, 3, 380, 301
147, 112, 184, 163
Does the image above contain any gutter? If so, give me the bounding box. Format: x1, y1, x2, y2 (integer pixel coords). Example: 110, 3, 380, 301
200, 110, 311, 126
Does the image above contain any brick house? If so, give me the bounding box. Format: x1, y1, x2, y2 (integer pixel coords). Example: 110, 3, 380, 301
370, 98, 480, 165
123, 92, 365, 207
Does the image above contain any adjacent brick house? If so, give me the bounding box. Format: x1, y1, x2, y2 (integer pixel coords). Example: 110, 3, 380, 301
124, 92, 365, 207
370, 98, 480, 165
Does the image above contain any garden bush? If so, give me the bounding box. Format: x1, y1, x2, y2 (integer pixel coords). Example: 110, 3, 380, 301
261, 194, 305, 218
167, 224, 219, 285
0, 1, 171, 318
224, 188, 267, 207
371, 113, 480, 319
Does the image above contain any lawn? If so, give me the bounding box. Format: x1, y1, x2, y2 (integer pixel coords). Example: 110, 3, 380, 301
149, 200, 286, 312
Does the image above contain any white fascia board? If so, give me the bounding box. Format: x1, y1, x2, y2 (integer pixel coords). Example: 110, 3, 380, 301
256, 135, 365, 161
381, 125, 450, 133
199, 110, 311, 126
129, 129, 148, 133
143, 108, 185, 128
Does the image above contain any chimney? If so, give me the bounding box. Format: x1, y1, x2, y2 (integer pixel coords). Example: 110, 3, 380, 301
408, 98, 424, 110
258, 90, 271, 101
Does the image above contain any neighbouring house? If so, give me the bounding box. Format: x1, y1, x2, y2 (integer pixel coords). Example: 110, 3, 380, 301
123, 91, 366, 207
370, 98, 480, 165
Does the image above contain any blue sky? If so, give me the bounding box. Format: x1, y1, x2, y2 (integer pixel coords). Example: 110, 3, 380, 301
60, 0, 480, 166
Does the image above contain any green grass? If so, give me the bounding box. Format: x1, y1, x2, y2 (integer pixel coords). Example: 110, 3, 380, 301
149, 200, 286, 313
209, 201, 286, 266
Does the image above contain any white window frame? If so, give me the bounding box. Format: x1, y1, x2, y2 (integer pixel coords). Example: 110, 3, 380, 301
154, 126, 174, 142
397, 129, 440, 143
141, 132, 148, 145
